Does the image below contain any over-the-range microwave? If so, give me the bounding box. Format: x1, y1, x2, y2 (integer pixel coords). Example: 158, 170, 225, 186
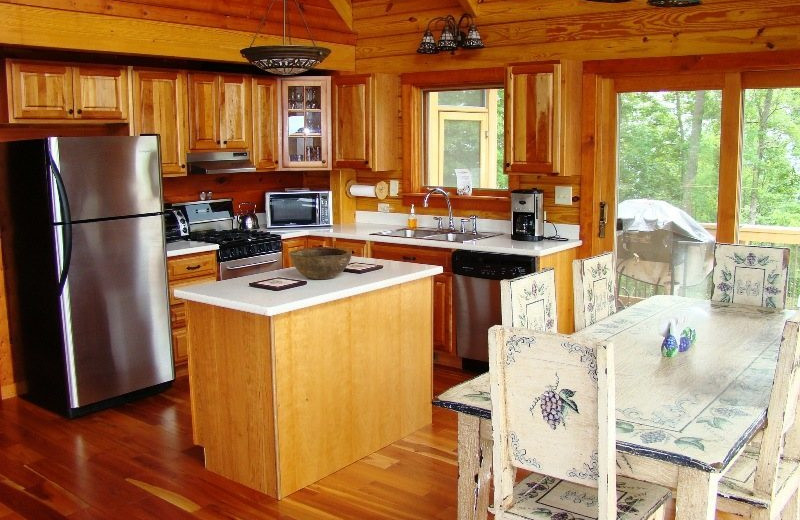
264, 190, 332, 229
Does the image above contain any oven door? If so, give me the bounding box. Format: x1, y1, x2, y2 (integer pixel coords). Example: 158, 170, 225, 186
266, 193, 320, 227
219, 252, 283, 280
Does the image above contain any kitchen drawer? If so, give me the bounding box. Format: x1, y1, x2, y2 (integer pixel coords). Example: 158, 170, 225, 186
369, 243, 452, 271
334, 238, 368, 257
167, 251, 217, 280
168, 274, 217, 306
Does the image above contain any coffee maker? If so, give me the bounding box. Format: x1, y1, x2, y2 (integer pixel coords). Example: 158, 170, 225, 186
511, 189, 545, 241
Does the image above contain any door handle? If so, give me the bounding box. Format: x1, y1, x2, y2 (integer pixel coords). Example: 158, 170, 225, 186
599, 202, 608, 238
225, 258, 279, 270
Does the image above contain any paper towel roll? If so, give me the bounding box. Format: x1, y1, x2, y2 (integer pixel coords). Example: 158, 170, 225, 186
346, 181, 388, 200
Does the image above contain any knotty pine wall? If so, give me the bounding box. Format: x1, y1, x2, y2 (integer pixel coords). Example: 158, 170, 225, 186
345, 0, 800, 225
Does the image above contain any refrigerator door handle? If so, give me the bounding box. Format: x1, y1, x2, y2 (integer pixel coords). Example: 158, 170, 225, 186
49, 151, 73, 294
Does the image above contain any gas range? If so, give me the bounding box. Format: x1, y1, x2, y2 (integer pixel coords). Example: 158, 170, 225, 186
168, 199, 284, 279
189, 229, 282, 263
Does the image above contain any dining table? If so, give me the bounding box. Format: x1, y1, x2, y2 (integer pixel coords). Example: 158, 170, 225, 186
434, 295, 794, 520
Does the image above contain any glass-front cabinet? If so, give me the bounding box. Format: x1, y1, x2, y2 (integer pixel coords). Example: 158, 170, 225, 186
278, 77, 331, 170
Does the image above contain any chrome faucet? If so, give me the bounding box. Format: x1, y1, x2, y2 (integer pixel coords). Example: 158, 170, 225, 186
423, 187, 455, 231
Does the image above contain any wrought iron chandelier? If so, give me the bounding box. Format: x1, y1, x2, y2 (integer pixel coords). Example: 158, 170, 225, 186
241, 0, 331, 76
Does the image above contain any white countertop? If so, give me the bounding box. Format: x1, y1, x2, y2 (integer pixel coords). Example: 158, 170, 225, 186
173, 257, 442, 316
271, 222, 581, 257
166, 240, 219, 257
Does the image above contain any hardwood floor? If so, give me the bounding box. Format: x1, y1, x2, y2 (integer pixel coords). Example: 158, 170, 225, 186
0, 366, 717, 520
0, 366, 475, 519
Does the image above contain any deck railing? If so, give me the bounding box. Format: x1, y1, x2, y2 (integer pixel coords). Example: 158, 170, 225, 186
617, 224, 800, 310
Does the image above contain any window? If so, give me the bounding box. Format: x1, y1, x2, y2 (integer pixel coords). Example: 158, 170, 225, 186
423, 87, 506, 191
738, 85, 800, 308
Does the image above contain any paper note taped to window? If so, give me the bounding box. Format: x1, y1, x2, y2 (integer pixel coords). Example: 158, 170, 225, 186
455, 169, 472, 195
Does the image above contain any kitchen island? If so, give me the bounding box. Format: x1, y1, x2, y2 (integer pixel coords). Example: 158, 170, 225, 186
174, 258, 442, 499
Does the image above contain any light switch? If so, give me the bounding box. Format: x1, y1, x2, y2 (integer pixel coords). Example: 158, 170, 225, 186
389, 179, 399, 197
555, 186, 573, 205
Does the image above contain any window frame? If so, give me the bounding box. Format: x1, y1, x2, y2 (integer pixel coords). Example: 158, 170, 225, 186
400, 68, 509, 212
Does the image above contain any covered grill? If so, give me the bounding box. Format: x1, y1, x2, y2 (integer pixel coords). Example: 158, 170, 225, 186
616, 199, 715, 295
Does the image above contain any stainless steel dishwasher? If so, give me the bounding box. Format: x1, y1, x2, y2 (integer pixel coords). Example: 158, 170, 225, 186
452, 250, 538, 362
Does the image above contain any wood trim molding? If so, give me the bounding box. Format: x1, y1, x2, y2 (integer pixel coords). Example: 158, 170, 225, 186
0, 3, 355, 71
716, 72, 743, 244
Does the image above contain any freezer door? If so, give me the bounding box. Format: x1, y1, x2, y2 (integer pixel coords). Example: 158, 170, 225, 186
49, 136, 162, 220
58, 215, 173, 408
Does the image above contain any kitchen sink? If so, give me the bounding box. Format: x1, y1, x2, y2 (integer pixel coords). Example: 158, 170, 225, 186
371, 227, 501, 243
370, 227, 444, 239
422, 231, 502, 243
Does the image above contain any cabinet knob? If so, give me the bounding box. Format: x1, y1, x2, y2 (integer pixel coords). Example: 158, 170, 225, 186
180, 164, 186, 169
77, 109, 82, 115
223, 140, 228, 145
216, 140, 221, 144
185, 265, 201, 271
68, 108, 74, 115
505, 162, 511, 168
322, 160, 326, 164
364, 160, 369, 165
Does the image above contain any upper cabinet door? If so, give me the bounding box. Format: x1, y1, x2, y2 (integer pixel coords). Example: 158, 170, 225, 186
252, 77, 278, 170
278, 77, 331, 170
132, 68, 188, 177
218, 74, 251, 150
188, 73, 251, 151
333, 73, 400, 171
187, 73, 221, 150
505, 61, 581, 176
8, 61, 74, 120
333, 75, 369, 168
72, 65, 129, 120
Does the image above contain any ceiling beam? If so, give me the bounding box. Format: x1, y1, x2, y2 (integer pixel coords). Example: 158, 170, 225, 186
328, 0, 353, 32
457, 0, 480, 17
0, 3, 355, 71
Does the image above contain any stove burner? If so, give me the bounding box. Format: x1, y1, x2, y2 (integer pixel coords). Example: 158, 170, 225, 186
190, 229, 282, 262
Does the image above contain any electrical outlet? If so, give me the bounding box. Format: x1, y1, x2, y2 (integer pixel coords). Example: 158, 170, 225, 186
555, 186, 573, 205
378, 203, 391, 213
389, 180, 399, 197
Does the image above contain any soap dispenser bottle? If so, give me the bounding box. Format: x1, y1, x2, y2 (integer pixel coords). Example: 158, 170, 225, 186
407, 204, 417, 230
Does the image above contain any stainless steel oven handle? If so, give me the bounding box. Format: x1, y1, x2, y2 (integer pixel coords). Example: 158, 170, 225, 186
224, 259, 280, 270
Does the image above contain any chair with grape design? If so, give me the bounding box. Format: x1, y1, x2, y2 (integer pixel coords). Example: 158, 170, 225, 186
711, 243, 790, 309
573, 252, 617, 331
488, 326, 671, 520
716, 310, 800, 520
501, 268, 558, 332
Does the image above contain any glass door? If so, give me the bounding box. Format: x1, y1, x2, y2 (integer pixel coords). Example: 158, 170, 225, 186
280, 77, 330, 169
616, 88, 722, 305
737, 81, 800, 309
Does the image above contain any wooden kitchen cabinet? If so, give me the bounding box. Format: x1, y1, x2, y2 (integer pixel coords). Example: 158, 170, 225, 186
332, 73, 400, 171
278, 77, 331, 170
132, 68, 189, 176
167, 251, 217, 374
504, 60, 581, 176
369, 242, 456, 364
281, 236, 334, 267
188, 72, 251, 151
333, 238, 368, 257
3, 59, 128, 122
251, 76, 279, 170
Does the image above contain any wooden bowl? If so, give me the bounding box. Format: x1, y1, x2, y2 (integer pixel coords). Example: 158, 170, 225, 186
290, 247, 352, 280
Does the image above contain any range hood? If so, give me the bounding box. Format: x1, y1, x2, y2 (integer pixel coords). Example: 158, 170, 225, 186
187, 151, 256, 174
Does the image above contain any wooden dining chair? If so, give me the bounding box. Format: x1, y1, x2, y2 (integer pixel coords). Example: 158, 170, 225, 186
488, 325, 671, 520
711, 243, 790, 309
716, 311, 800, 520
501, 268, 557, 331
573, 252, 617, 330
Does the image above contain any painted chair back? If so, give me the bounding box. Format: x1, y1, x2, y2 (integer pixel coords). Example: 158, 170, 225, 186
573, 252, 617, 330
711, 243, 790, 309
755, 311, 800, 496
501, 268, 558, 332
488, 325, 615, 519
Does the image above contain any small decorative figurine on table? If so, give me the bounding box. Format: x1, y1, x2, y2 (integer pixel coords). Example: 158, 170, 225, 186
679, 327, 697, 352
661, 319, 679, 358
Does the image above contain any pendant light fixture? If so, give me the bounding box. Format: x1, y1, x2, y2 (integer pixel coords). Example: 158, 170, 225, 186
417, 14, 484, 55
241, 0, 331, 76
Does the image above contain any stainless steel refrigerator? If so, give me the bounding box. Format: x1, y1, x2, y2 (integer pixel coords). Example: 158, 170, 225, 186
0, 135, 174, 417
